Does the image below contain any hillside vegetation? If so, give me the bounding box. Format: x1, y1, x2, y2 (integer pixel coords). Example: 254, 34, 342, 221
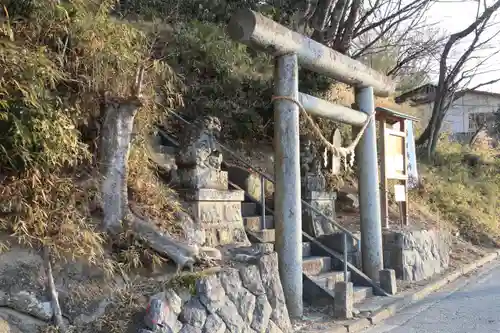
0, 0, 498, 272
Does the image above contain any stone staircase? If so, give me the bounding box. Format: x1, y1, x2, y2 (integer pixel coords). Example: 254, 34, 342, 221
154, 122, 385, 310
240, 200, 374, 306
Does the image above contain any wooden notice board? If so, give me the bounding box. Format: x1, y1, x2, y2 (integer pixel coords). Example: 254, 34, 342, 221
375, 107, 418, 228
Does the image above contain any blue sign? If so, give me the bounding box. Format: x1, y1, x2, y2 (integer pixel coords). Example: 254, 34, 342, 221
406, 120, 419, 189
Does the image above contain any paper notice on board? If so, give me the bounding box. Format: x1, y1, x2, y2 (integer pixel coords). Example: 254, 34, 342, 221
394, 155, 404, 171
394, 185, 406, 202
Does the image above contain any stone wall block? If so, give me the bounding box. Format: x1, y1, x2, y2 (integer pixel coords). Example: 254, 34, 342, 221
239, 266, 266, 296
179, 298, 207, 328
196, 275, 227, 313
266, 321, 284, 333
203, 314, 226, 333
179, 324, 203, 333
258, 254, 292, 332
217, 299, 246, 333
251, 295, 272, 333
220, 269, 256, 323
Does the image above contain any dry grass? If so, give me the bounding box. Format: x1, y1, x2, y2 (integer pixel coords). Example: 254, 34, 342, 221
0, 0, 185, 270
411, 141, 500, 246
88, 269, 215, 333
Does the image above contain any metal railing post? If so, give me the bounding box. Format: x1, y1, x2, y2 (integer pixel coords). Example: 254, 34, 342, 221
274, 53, 303, 318
355, 86, 384, 281
343, 232, 348, 282
260, 174, 266, 229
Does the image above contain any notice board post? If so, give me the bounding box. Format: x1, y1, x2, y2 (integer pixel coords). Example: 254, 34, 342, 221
375, 107, 419, 229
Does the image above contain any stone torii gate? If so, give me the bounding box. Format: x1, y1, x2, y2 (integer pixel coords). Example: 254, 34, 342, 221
227, 9, 395, 318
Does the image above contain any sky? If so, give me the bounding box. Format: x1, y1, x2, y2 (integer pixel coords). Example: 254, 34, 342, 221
424, 0, 500, 92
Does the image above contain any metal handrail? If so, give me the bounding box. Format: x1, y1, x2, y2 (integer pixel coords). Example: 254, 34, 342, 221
217, 143, 359, 239
162, 110, 361, 282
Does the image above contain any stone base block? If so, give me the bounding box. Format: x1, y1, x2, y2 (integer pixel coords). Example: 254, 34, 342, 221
379, 269, 397, 295
302, 191, 337, 237
178, 167, 228, 190
383, 229, 450, 281
181, 189, 249, 247
334, 281, 354, 319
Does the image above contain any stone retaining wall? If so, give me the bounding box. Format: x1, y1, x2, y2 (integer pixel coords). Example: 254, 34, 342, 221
383, 229, 450, 281
160, 253, 292, 333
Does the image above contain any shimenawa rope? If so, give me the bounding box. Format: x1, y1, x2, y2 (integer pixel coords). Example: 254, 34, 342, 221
271, 95, 375, 170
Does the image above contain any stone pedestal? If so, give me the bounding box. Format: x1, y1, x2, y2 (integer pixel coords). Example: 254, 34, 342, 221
174, 115, 250, 247
302, 190, 337, 237
181, 189, 249, 247
177, 167, 229, 190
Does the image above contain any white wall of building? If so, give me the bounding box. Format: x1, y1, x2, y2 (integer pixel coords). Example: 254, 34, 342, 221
418, 92, 500, 135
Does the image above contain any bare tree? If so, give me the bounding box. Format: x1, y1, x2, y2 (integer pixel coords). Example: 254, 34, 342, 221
469, 114, 490, 146
281, 0, 444, 89
416, 0, 500, 158
354, 21, 444, 88
290, 0, 434, 54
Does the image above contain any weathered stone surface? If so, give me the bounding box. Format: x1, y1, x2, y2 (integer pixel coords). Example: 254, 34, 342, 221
203, 313, 226, 333
176, 211, 206, 247
177, 167, 228, 190
258, 254, 292, 333
220, 269, 256, 323
174, 320, 184, 333
135, 254, 291, 333
197, 275, 227, 312
334, 282, 353, 319
182, 190, 249, 247
379, 269, 397, 295
0, 248, 44, 296
220, 268, 244, 295
186, 200, 243, 225
175, 115, 223, 171
165, 289, 184, 316
302, 191, 337, 237
0, 308, 46, 333
7, 291, 52, 321
251, 295, 272, 333
383, 229, 450, 281
300, 137, 326, 193
265, 321, 284, 333
180, 298, 207, 328
240, 266, 266, 296
217, 300, 246, 333
258, 254, 285, 306
336, 190, 359, 212
179, 324, 203, 333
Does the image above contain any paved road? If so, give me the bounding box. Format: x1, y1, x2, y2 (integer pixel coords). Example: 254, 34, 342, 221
363, 259, 500, 333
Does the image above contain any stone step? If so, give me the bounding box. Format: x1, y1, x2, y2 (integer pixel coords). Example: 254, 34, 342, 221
241, 202, 258, 217
311, 270, 350, 289
302, 256, 332, 276
353, 286, 373, 304
302, 242, 312, 257
244, 216, 274, 232
252, 229, 275, 243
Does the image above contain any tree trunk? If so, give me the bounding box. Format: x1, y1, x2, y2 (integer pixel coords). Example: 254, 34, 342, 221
469, 123, 486, 146
97, 72, 220, 271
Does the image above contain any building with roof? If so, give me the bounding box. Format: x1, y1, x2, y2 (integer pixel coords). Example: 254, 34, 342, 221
395, 84, 500, 141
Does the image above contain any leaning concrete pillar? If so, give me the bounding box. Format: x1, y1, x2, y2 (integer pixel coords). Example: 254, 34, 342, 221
355, 86, 384, 280
273, 53, 303, 318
